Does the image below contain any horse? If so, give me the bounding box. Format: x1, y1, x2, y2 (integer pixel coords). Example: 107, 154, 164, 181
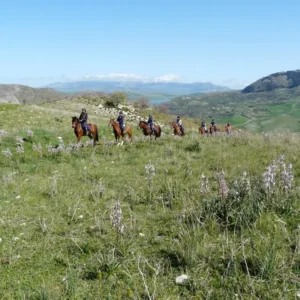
109, 119, 133, 145
137, 121, 161, 139
209, 125, 218, 135
171, 122, 184, 136
199, 126, 208, 136
225, 123, 232, 135
71, 116, 99, 145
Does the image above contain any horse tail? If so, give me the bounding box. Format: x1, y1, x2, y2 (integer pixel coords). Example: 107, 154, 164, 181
157, 126, 161, 137
95, 125, 99, 142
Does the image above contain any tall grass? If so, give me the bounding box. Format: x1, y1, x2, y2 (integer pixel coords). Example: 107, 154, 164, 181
0, 103, 299, 299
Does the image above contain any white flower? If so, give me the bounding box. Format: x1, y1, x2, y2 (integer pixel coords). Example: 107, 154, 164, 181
175, 274, 190, 284
12, 237, 19, 241
139, 233, 145, 237
15, 195, 21, 199
0, 238, 2, 243
62, 276, 68, 282
78, 215, 84, 219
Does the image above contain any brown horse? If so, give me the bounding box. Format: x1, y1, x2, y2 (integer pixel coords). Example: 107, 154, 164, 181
199, 126, 208, 136
225, 123, 232, 134
109, 119, 133, 145
209, 125, 218, 135
137, 121, 161, 139
71, 116, 99, 145
171, 122, 184, 136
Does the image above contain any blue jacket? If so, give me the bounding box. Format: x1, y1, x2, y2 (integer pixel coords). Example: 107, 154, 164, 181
148, 117, 153, 126
117, 115, 124, 127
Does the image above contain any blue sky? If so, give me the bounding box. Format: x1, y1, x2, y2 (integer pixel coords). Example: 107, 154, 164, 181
1, 0, 299, 89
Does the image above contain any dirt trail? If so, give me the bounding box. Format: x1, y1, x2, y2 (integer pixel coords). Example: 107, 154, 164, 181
234, 118, 253, 127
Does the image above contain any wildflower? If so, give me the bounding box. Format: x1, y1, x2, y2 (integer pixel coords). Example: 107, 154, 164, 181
281, 163, 294, 192
85, 139, 94, 147
200, 173, 210, 194
145, 163, 156, 180
27, 129, 33, 137
2, 148, 12, 157
241, 172, 250, 190
58, 137, 64, 147
0, 129, 8, 137
78, 215, 84, 219
16, 144, 24, 154
263, 161, 277, 191
62, 276, 68, 282
32, 143, 43, 156
216, 170, 229, 199
16, 137, 24, 144
139, 233, 145, 237
0, 238, 2, 243
15, 195, 21, 199
175, 274, 190, 284
111, 200, 124, 233
12, 237, 19, 241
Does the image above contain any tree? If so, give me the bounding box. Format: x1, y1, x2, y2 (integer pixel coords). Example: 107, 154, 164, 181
105, 92, 127, 107
136, 97, 150, 109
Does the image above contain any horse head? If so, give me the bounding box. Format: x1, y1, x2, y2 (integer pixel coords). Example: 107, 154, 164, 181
108, 119, 115, 127
72, 116, 78, 128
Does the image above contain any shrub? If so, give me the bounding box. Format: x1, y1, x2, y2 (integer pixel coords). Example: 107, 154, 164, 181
105, 92, 127, 107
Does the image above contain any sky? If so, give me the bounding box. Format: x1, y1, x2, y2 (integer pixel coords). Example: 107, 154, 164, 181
0, 0, 300, 89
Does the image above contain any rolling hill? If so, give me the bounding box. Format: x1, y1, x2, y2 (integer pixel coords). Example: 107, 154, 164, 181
242, 69, 300, 93
165, 86, 300, 132
0, 84, 64, 104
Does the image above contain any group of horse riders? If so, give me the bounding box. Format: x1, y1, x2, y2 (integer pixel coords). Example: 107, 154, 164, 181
78, 108, 185, 136
78, 108, 231, 136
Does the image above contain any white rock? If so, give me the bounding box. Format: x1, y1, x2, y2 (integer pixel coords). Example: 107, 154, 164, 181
175, 274, 190, 284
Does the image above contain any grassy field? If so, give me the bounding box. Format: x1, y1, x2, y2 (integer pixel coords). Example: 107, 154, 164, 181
0, 101, 300, 299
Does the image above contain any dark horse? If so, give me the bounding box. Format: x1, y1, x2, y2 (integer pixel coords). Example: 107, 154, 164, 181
209, 125, 218, 135
199, 126, 208, 136
71, 116, 99, 145
171, 122, 184, 136
109, 119, 133, 145
138, 121, 161, 139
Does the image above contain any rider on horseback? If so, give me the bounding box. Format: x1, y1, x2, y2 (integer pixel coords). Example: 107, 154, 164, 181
211, 119, 216, 127
79, 108, 88, 135
176, 116, 184, 134
117, 111, 125, 135
147, 114, 156, 134
201, 120, 207, 132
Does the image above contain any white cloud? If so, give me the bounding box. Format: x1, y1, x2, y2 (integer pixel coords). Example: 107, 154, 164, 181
83, 73, 144, 82
81, 73, 182, 83
152, 74, 182, 83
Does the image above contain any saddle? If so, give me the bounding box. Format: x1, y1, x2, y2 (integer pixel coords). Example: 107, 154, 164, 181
80, 123, 91, 131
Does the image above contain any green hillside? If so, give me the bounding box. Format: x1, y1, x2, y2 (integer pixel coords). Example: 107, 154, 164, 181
0, 100, 300, 298
166, 86, 300, 132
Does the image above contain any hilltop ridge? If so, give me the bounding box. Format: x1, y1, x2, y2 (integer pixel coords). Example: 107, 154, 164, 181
0, 84, 64, 104
242, 69, 300, 93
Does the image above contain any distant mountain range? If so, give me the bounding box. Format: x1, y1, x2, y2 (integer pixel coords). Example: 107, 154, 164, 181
45, 80, 230, 96
242, 70, 300, 93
